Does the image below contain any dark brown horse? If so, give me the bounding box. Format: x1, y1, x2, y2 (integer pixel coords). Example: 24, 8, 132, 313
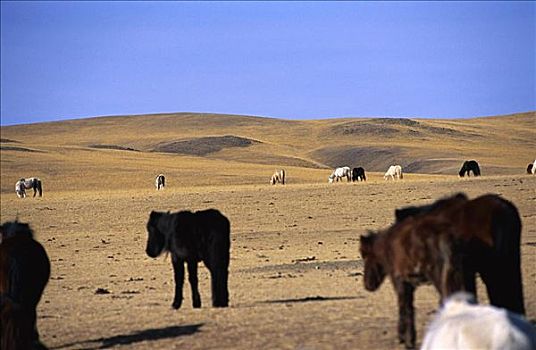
1, 221, 50, 350
458, 160, 481, 177
360, 193, 524, 349
146, 209, 230, 309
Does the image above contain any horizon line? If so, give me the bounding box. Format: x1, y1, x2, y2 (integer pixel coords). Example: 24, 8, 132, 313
1, 109, 535, 127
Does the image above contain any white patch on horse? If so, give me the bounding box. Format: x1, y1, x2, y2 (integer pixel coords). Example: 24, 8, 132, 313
384, 165, 403, 180
15, 177, 42, 198
270, 169, 286, 185
328, 166, 351, 183
155, 174, 165, 190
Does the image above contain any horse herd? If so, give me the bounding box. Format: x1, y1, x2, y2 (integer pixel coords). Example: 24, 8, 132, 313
3, 189, 536, 349
4, 159, 536, 349
12, 160, 536, 198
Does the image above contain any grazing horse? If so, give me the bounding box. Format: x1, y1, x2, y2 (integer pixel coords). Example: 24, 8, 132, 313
360, 193, 524, 349
155, 174, 166, 190
458, 160, 481, 177
0, 221, 50, 350
146, 209, 230, 309
328, 166, 351, 183
270, 169, 286, 185
384, 165, 403, 180
421, 292, 536, 350
351, 167, 366, 182
15, 178, 42, 198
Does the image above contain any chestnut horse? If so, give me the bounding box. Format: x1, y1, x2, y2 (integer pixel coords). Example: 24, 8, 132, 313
458, 160, 481, 177
360, 193, 524, 349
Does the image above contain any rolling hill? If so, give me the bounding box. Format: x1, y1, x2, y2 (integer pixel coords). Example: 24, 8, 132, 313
1, 111, 534, 193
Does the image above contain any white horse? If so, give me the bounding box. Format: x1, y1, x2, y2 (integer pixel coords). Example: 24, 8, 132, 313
155, 174, 166, 190
421, 292, 536, 350
270, 169, 286, 185
384, 165, 403, 180
328, 166, 351, 183
15, 177, 43, 198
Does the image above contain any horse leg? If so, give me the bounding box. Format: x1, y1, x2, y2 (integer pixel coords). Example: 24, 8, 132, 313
171, 255, 185, 309
393, 278, 416, 349
187, 260, 202, 308
462, 266, 477, 302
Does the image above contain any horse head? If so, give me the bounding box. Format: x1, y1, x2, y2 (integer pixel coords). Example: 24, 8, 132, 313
0, 221, 33, 243
145, 211, 166, 258
360, 231, 386, 291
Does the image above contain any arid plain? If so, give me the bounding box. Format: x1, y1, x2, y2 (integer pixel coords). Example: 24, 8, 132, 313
1, 112, 535, 349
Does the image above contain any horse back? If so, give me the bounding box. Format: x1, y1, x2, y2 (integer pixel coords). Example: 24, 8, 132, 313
458, 195, 521, 252
170, 209, 230, 264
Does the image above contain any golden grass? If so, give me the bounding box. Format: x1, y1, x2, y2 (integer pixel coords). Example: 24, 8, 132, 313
1, 111, 534, 195
0, 112, 535, 349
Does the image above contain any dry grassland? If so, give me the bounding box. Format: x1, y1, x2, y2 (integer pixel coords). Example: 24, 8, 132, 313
0, 112, 535, 349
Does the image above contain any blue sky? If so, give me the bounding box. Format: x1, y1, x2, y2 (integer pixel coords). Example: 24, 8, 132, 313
1, 1, 534, 125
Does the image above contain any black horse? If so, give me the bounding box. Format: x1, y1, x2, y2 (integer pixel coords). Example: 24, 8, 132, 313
458, 160, 481, 177
1, 221, 50, 350
145, 209, 230, 309
351, 167, 366, 182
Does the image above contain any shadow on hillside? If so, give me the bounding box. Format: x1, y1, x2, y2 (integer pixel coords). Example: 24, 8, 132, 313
50, 323, 203, 349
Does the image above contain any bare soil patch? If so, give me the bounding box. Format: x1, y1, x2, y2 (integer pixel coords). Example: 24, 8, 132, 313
153, 135, 261, 156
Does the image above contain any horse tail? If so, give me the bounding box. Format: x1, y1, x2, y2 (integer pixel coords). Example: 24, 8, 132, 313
37, 180, 43, 197
489, 197, 525, 315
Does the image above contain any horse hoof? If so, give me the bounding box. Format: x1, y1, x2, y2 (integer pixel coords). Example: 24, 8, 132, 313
172, 301, 182, 309
193, 301, 201, 308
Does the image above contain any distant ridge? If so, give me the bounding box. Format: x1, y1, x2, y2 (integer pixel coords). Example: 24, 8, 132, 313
1, 111, 534, 185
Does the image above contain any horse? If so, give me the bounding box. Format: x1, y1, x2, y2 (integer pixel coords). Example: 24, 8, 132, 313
458, 160, 481, 177
145, 209, 230, 309
155, 174, 166, 190
270, 169, 286, 185
328, 166, 351, 183
527, 163, 533, 174
351, 167, 366, 182
532, 160, 536, 175
359, 193, 524, 349
421, 292, 535, 350
0, 221, 50, 350
15, 178, 42, 198
384, 165, 403, 180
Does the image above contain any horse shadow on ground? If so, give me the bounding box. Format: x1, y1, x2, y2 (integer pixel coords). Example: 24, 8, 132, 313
50, 323, 203, 349
260, 295, 363, 305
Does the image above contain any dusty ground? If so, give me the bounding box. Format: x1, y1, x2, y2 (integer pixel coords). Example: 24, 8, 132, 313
1, 175, 535, 350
